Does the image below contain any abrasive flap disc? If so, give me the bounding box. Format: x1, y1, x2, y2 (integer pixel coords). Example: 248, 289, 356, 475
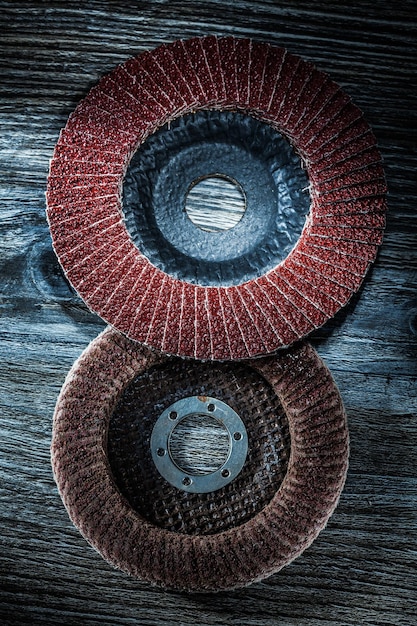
51, 328, 349, 592
46, 36, 387, 360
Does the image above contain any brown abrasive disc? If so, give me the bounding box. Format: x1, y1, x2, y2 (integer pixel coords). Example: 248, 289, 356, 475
51, 327, 349, 592
46, 36, 387, 360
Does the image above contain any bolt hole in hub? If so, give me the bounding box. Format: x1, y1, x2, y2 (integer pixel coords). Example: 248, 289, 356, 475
151, 396, 248, 493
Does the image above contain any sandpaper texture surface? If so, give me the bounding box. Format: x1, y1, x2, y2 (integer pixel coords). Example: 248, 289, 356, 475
46, 35, 387, 359
51, 328, 348, 592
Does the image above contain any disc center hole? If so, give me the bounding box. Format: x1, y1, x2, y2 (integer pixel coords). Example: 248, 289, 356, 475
184, 174, 246, 232
168, 413, 231, 476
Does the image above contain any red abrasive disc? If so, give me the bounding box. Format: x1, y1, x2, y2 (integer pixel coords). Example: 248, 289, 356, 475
51, 327, 349, 592
46, 36, 387, 360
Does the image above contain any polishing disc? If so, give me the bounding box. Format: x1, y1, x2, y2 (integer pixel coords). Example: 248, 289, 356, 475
51, 327, 349, 592
46, 36, 387, 360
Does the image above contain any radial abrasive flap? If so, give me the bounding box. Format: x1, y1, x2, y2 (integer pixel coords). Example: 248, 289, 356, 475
51, 327, 349, 592
46, 35, 387, 360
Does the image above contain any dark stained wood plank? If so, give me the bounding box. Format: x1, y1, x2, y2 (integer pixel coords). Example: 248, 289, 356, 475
1, 1, 416, 624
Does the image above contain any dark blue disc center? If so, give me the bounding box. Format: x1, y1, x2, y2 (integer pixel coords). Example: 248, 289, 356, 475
123, 110, 310, 287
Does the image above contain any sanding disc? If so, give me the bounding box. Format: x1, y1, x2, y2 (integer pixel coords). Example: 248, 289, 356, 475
51, 327, 349, 592
46, 36, 387, 360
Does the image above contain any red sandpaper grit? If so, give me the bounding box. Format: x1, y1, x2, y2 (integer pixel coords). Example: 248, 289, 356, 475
314, 143, 382, 176
234, 37, 251, 105
46, 35, 387, 360
51, 327, 349, 592
242, 282, 300, 346
250, 277, 315, 339
205, 288, 233, 360
313, 212, 386, 229
312, 196, 387, 218
286, 73, 340, 136
150, 43, 198, 107
247, 40, 269, 111
296, 240, 371, 276
290, 251, 364, 291
268, 53, 303, 119
160, 281, 183, 356
265, 270, 328, 328
200, 36, 227, 105
283, 257, 352, 305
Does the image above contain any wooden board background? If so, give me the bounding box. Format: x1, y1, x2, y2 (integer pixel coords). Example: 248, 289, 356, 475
1, 1, 416, 624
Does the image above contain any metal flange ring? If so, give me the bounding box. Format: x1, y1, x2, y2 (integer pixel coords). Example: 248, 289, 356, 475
150, 396, 248, 493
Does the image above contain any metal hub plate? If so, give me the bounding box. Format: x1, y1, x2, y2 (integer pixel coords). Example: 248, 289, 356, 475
150, 396, 248, 493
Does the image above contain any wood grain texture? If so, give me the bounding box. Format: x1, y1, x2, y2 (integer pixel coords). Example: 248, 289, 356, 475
0, 0, 416, 624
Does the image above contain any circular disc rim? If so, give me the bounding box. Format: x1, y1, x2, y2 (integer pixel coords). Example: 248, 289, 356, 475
51, 327, 349, 592
46, 36, 387, 360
